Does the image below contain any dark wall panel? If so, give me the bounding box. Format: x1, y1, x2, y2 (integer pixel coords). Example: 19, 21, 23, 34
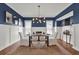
23, 17, 54, 27
0, 3, 23, 25
55, 3, 79, 27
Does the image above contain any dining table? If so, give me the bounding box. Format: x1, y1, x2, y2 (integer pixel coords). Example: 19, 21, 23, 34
29, 34, 50, 47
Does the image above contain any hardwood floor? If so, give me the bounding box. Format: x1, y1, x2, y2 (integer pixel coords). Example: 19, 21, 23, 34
7, 45, 66, 55
0, 41, 20, 55
57, 39, 79, 55
0, 40, 79, 55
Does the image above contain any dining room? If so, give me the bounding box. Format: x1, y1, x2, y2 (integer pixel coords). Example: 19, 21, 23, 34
0, 3, 79, 55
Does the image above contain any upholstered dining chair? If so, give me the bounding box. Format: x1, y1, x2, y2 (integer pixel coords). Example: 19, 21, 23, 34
48, 32, 58, 46
19, 32, 29, 46
30, 35, 47, 48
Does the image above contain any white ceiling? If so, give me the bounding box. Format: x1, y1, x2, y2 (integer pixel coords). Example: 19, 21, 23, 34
6, 3, 72, 17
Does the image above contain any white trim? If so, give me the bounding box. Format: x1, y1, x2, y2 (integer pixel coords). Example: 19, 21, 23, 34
57, 11, 73, 21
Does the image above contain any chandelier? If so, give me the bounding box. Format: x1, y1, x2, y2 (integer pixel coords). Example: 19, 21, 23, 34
32, 5, 46, 23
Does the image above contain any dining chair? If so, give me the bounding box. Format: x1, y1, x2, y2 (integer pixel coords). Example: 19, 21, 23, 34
48, 32, 58, 46
30, 35, 47, 48
19, 32, 29, 46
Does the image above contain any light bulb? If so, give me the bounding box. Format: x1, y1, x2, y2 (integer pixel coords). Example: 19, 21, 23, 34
37, 22, 39, 23
39, 20, 41, 23
33, 22, 35, 23
44, 17, 45, 19
36, 18, 38, 20
43, 21, 45, 23
32, 18, 34, 21
39, 20, 41, 22
14, 16, 16, 18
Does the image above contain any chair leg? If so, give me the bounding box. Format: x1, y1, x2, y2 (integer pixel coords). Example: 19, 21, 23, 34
47, 41, 49, 47
29, 41, 31, 47
29, 36, 32, 47
47, 36, 49, 47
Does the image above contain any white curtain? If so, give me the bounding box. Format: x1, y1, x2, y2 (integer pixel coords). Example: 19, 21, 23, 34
25, 20, 32, 34
15, 20, 18, 25
54, 21, 57, 32
46, 20, 53, 35
19, 18, 23, 32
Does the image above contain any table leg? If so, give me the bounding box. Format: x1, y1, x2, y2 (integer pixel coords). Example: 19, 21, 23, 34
29, 36, 31, 47
66, 35, 67, 44
69, 35, 71, 44
38, 36, 40, 41
47, 36, 49, 47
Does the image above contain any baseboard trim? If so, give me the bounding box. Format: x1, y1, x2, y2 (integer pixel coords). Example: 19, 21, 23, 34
57, 39, 79, 55
0, 41, 20, 55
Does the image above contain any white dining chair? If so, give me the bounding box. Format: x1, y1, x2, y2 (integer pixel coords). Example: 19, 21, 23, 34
48, 32, 58, 46
19, 32, 29, 46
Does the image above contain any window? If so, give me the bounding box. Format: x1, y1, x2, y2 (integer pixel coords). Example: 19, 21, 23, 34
55, 21, 57, 32
46, 20, 53, 35
25, 20, 32, 34
64, 18, 70, 26
19, 18, 23, 32
19, 19, 22, 26
15, 20, 18, 25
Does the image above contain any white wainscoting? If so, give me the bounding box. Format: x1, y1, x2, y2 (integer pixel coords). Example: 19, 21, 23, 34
61, 25, 75, 45
57, 24, 79, 51
0, 25, 10, 50
72, 24, 79, 51
10, 25, 20, 45
0, 24, 20, 51
62, 26, 71, 42
57, 27, 62, 39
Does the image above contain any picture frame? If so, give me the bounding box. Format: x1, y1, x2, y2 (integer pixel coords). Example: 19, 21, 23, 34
6, 11, 13, 24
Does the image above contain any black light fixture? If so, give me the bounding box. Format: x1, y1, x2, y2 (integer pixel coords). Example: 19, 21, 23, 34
32, 5, 46, 23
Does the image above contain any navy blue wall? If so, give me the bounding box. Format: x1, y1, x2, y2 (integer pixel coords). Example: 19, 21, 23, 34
0, 3, 55, 27
57, 20, 63, 27
57, 17, 72, 27
0, 3, 23, 25
4, 3, 79, 27
55, 3, 79, 27
23, 17, 55, 27
2, 3, 78, 27
72, 4, 79, 24
0, 10, 5, 24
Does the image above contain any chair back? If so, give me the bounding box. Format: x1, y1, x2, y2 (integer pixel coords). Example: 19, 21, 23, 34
19, 32, 24, 40
40, 36, 46, 41
54, 32, 58, 39
31, 35, 38, 41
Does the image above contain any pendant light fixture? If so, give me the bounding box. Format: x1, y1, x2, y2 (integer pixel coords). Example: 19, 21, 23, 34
32, 5, 46, 23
